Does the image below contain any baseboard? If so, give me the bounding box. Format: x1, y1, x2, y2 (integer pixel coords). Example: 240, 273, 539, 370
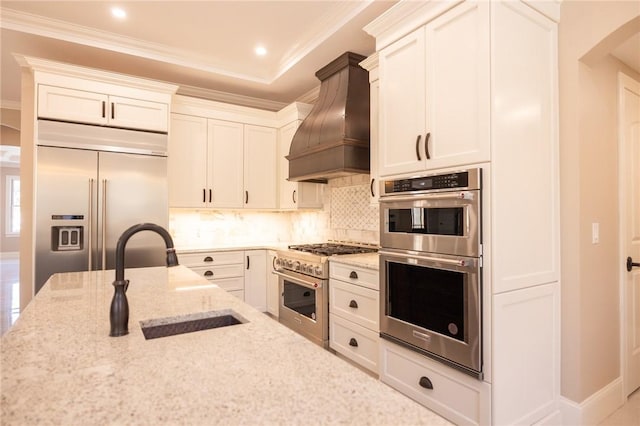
0, 251, 19, 260
560, 377, 625, 425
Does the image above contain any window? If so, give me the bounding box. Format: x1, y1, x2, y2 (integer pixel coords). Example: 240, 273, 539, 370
6, 175, 20, 235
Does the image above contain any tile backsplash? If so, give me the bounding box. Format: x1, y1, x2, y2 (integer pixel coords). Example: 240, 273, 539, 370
170, 174, 379, 249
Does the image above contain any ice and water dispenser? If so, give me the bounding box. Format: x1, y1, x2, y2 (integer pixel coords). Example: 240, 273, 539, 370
51, 215, 84, 251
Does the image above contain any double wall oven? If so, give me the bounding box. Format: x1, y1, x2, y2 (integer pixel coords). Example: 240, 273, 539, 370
274, 243, 377, 347
379, 168, 483, 379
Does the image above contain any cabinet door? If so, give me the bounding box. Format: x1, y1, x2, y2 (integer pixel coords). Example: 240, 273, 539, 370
244, 125, 277, 209
168, 114, 208, 208
424, 0, 490, 170
369, 78, 380, 204
38, 85, 108, 126
109, 96, 169, 132
209, 119, 244, 208
266, 251, 279, 317
278, 121, 324, 209
378, 26, 427, 177
244, 250, 267, 312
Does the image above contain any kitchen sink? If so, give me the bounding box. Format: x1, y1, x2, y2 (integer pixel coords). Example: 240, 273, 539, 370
139, 309, 247, 340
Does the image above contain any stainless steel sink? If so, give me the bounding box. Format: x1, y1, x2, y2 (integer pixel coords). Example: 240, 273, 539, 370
139, 309, 247, 340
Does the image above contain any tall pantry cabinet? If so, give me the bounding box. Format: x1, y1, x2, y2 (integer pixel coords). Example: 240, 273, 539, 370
365, 1, 560, 425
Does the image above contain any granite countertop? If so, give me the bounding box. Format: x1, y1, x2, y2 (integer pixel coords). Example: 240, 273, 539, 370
1, 265, 449, 425
329, 252, 380, 270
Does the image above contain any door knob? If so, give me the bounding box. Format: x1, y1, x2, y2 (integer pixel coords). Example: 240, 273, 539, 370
627, 257, 640, 272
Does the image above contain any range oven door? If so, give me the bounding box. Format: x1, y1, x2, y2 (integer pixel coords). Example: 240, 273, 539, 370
274, 269, 328, 347
379, 249, 482, 378
380, 189, 481, 257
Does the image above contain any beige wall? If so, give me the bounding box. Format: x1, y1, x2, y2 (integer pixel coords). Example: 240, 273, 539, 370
559, 0, 640, 402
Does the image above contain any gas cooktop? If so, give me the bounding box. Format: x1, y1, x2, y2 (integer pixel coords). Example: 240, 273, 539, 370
288, 242, 378, 257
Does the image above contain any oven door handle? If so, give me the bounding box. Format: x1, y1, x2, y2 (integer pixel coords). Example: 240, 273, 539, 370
379, 191, 475, 203
378, 249, 476, 268
272, 270, 323, 289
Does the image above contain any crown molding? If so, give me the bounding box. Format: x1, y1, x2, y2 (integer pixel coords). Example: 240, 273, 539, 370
296, 85, 320, 104
176, 85, 287, 112
363, 0, 462, 50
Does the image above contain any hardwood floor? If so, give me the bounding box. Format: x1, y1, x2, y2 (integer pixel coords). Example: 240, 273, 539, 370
0, 255, 20, 336
599, 389, 640, 426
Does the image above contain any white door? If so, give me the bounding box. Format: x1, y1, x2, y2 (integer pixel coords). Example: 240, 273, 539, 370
244, 125, 277, 209
619, 72, 640, 396
209, 119, 244, 208
168, 114, 208, 208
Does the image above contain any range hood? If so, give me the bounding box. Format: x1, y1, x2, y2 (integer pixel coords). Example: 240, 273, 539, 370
287, 52, 370, 183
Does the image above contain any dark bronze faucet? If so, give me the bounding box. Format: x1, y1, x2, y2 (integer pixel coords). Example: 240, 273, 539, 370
110, 223, 179, 337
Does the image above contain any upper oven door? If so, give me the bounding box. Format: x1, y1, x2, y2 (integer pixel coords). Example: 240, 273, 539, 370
380, 189, 481, 257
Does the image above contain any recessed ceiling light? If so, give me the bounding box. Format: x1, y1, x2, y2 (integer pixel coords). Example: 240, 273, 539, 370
255, 46, 267, 56
111, 7, 127, 19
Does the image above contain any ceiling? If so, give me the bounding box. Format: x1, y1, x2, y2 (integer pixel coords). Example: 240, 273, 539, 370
0, 1, 397, 111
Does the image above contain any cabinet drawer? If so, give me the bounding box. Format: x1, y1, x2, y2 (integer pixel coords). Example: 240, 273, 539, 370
380, 340, 490, 426
330, 314, 379, 374
330, 262, 378, 290
179, 251, 244, 267
330, 279, 378, 330
190, 264, 244, 280
209, 276, 244, 293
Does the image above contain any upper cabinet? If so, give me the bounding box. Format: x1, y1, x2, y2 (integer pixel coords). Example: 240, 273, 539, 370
277, 119, 323, 210
37, 83, 170, 133
244, 125, 277, 209
169, 96, 280, 210
377, 1, 489, 177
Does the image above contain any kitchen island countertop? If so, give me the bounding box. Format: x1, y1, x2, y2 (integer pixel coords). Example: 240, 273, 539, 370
1, 265, 450, 425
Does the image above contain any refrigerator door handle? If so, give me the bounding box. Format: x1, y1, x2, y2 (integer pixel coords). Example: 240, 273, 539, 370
102, 179, 108, 270
88, 178, 95, 271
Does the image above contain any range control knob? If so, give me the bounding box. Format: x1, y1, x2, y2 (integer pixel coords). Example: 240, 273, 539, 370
293, 261, 301, 271
314, 266, 322, 276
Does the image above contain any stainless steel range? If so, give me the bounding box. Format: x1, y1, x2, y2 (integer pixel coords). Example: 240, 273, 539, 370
274, 243, 377, 346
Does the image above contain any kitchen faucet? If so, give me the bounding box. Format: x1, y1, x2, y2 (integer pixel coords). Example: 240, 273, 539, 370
110, 223, 179, 337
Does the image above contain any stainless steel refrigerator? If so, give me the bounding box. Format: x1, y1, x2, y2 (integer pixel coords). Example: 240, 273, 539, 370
35, 120, 169, 293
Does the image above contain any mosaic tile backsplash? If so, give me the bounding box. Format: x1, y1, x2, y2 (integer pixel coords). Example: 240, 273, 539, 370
170, 174, 379, 249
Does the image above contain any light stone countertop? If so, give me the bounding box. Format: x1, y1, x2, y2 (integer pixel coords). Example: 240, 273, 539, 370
329, 252, 380, 270
1, 265, 450, 425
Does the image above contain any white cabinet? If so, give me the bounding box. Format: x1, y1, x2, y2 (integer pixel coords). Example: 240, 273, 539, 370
244, 126, 277, 209
168, 114, 208, 208
266, 250, 279, 317
377, 0, 490, 177
379, 339, 491, 426
360, 53, 380, 205
244, 250, 267, 312
169, 113, 277, 209
209, 119, 244, 208
366, 0, 560, 424
277, 120, 323, 209
180, 250, 245, 301
329, 259, 380, 374
38, 84, 169, 132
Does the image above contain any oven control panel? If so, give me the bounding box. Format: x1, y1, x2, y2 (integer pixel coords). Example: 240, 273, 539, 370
382, 168, 481, 195
274, 257, 325, 278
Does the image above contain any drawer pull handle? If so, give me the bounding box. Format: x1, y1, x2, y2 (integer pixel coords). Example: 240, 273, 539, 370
348, 300, 358, 309
349, 271, 358, 279
418, 376, 433, 390
204, 270, 213, 277
203, 256, 213, 262
348, 338, 358, 347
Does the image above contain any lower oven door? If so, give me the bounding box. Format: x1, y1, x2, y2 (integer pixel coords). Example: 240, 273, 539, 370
274, 270, 328, 347
379, 249, 482, 378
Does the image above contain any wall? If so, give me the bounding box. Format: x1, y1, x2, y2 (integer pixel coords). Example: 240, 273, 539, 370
170, 173, 379, 250
559, 0, 640, 404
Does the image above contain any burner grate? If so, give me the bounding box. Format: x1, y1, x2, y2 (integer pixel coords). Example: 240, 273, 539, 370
288, 243, 377, 256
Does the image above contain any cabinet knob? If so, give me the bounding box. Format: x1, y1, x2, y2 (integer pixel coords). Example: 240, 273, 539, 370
348, 338, 358, 347
203, 270, 213, 277
418, 376, 433, 390
349, 271, 358, 279
348, 300, 358, 309
203, 256, 213, 262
